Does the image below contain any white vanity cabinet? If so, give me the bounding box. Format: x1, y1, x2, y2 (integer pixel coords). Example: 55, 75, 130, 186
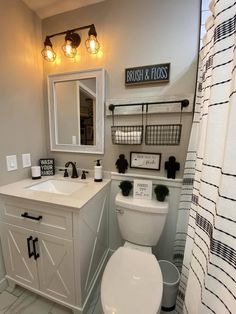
0, 223, 75, 303
0, 180, 110, 313
0, 199, 75, 304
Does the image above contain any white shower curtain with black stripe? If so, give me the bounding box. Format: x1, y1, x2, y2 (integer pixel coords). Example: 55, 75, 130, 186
174, 0, 236, 313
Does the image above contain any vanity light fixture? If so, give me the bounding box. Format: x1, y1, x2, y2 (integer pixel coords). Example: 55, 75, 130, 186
85, 24, 100, 54
62, 32, 81, 58
41, 24, 100, 62
41, 36, 56, 62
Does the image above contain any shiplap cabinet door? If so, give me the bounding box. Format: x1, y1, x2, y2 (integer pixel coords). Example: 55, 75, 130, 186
0, 223, 39, 289
37, 233, 75, 304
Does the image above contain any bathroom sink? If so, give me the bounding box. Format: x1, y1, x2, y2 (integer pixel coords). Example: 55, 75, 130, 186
27, 179, 87, 195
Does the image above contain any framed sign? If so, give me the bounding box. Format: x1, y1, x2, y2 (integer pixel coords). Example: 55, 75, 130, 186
125, 63, 170, 86
133, 179, 152, 200
39, 158, 55, 176
130, 152, 161, 170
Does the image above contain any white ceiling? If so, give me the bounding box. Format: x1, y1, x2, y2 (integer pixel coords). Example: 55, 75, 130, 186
22, 0, 105, 19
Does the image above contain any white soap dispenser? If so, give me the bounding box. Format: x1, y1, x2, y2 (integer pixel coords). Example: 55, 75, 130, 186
94, 159, 103, 182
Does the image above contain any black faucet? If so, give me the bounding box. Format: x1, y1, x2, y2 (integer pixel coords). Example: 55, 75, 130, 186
81, 170, 89, 179
65, 161, 78, 178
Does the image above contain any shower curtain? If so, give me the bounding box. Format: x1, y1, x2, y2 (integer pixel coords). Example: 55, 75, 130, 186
174, 0, 236, 313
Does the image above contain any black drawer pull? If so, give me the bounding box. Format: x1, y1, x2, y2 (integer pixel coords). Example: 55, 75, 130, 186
27, 236, 34, 258
21, 212, 42, 221
33, 237, 40, 260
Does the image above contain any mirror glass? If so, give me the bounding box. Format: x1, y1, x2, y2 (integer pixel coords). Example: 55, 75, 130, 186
48, 69, 104, 154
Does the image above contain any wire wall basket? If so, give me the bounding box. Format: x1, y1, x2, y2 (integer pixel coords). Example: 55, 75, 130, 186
110, 104, 144, 145
111, 125, 143, 145
145, 124, 182, 145
144, 101, 183, 145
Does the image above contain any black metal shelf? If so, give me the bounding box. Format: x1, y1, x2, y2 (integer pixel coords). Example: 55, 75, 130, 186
109, 99, 189, 146
108, 99, 189, 112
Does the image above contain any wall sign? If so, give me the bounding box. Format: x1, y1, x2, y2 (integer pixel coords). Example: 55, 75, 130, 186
125, 63, 170, 85
40, 158, 55, 176
133, 179, 152, 200
130, 152, 161, 170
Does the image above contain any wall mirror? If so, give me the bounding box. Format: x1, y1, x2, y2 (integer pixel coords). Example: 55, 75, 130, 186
48, 68, 105, 154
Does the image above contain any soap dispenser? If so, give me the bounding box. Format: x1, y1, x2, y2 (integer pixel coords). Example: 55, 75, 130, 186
94, 160, 103, 182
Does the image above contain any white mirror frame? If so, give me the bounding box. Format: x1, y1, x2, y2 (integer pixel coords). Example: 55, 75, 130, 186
48, 68, 105, 154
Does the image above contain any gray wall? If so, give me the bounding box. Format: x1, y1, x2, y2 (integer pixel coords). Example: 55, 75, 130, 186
0, 0, 46, 288
42, 0, 201, 178
0, 0, 46, 186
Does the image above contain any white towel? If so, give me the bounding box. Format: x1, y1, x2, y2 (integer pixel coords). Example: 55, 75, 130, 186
115, 130, 142, 144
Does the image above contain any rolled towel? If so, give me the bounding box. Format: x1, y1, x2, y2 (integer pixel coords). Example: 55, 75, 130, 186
115, 130, 142, 144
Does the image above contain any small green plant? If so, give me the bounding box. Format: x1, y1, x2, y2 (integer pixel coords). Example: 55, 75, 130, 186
154, 184, 169, 202
119, 180, 133, 196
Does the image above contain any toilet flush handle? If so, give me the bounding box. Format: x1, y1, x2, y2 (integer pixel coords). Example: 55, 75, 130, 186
115, 208, 124, 214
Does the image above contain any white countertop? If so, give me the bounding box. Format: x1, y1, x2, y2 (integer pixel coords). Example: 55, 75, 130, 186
0, 175, 111, 210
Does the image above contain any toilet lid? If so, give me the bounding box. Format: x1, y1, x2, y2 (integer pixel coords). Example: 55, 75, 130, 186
101, 247, 163, 314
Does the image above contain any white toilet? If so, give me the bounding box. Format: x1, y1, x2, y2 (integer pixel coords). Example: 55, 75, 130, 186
101, 192, 169, 314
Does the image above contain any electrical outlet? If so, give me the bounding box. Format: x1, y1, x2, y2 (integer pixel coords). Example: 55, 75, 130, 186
22, 153, 31, 168
6, 155, 18, 171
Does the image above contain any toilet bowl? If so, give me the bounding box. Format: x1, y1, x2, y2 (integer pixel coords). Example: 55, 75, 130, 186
101, 246, 163, 314
101, 192, 169, 314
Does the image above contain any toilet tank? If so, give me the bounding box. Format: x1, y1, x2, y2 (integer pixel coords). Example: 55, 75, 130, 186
115, 192, 168, 246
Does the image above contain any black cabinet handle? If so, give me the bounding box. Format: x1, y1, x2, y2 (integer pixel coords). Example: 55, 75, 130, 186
21, 212, 42, 221
27, 236, 34, 258
32, 237, 40, 260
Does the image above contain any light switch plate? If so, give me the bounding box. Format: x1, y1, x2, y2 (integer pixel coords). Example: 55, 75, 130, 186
6, 155, 18, 171
72, 135, 76, 145
22, 153, 31, 168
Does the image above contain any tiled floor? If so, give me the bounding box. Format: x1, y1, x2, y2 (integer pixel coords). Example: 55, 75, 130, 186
0, 284, 103, 314
0, 284, 175, 314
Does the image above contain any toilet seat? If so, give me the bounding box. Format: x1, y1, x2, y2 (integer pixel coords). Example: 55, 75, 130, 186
101, 247, 163, 314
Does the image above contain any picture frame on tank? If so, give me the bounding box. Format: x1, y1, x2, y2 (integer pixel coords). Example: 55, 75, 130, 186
130, 152, 161, 170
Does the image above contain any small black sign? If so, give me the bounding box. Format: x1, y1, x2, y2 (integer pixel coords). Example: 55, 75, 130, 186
125, 63, 170, 85
40, 158, 55, 176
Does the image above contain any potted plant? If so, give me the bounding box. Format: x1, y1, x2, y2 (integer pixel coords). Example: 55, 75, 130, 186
154, 184, 169, 202
119, 180, 133, 196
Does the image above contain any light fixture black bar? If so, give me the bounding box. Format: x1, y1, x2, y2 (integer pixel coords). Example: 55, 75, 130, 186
109, 99, 189, 112
47, 24, 94, 39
